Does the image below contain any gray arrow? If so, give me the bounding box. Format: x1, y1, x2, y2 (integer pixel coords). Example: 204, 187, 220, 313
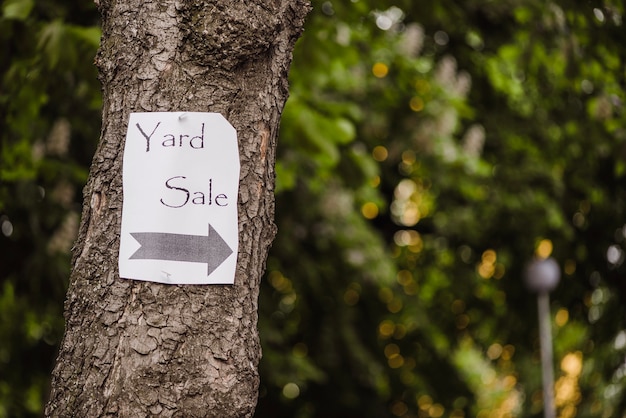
129, 224, 233, 276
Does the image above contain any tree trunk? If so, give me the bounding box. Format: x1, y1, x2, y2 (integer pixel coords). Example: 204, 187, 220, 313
45, 1, 308, 416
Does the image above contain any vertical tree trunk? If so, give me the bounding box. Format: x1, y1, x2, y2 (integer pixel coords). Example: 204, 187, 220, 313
46, 1, 308, 416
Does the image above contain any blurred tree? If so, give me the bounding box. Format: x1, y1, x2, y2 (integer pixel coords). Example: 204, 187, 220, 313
256, 1, 626, 417
1, 0, 626, 417
0, 0, 100, 416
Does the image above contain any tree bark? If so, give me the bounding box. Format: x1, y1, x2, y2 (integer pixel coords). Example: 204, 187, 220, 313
46, 1, 308, 417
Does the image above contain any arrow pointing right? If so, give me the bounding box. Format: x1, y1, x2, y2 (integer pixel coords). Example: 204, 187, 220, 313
129, 224, 233, 276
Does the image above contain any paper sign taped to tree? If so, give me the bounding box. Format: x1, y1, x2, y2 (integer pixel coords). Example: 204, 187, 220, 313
119, 112, 239, 285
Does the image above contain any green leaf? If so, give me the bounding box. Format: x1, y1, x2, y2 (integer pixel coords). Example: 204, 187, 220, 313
2, 0, 34, 20
334, 117, 356, 144
67, 25, 101, 48
275, 161, 297, 194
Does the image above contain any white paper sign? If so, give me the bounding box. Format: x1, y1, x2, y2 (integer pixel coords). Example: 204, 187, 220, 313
118, 112, 239, 285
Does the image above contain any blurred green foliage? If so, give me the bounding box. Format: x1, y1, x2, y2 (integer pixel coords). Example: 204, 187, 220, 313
1, 0, 625, 417
0, 0, 100, 416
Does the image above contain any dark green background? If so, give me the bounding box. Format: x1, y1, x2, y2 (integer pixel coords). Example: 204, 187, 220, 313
1, 0, 625, 416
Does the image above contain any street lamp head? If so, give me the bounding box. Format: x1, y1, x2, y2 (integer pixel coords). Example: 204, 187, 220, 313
524, 257, 561, 293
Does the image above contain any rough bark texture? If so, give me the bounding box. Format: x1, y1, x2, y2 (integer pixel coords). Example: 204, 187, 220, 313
45, 1, 308, 417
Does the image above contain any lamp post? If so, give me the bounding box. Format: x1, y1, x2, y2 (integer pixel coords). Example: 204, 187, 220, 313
525, 257, 560, 418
